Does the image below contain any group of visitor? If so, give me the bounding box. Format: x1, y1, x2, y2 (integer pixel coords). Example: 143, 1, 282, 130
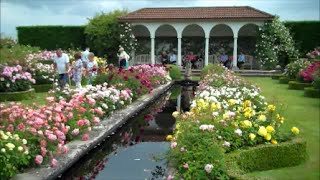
219, 51, 246, 69
160, 51, 177, 65
53, 48, 98, 90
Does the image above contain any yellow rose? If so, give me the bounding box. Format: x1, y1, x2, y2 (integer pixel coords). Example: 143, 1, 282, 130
223, 113, 229, 120
1, 134, 8, 140
244, 100, 251, 107
267, 105, 276, 111
228, 99, 236, 106
22, 139, 27, 145
241, 120, 252, 128
175, 123, 181, 130
266, 126, 275, 133
210, 103, 217, 110
249, 133, 256, 141
18, 146, 24, 152
244, 112, 252, 118
265, 133, 272, 141
271, 139, 278, 144
291, 127, 299, 135
166, 135, 173, 141
5, 143, 15, 151
257, 115, 266, 122
172, 111, 180, 118
258, 126, 267, 137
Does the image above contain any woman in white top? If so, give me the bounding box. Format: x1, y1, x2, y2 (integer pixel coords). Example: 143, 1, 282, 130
118, 47, 130, 69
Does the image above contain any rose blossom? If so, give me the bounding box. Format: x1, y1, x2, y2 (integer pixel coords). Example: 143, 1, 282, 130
204, 164, 213, 173
183, 163, 189, 169
51, 158, 58, 168
170, 142, 177, 149
72, 128, 80, 136
82, 134, 90, 141
35, 155, 43, 165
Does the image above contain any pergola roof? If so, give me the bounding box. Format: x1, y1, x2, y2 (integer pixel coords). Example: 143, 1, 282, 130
119, 6, 274, 21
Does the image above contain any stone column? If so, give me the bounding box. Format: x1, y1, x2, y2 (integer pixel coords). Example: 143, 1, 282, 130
177, 94, 181, 112
151, 37, 155, 64
131, 50, 135, 66
232, 36, 239, 70
177, 36, 182, 66
205, 36, 209, 66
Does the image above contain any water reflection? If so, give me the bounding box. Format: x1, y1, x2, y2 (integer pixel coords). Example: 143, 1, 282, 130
60, 85, 195, 180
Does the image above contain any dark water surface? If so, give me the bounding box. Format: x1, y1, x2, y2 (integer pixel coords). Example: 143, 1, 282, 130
59, 85, 196, 180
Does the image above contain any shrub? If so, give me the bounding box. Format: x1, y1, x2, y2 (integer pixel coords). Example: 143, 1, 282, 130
0, 65, 35, 92
32, 84, 52, 93
304, 87, 320, 98
298, 61, 320, 83
0, 45, 40, 65
279, 77, 290, 84
0, 35, 17, 49
256, 17, 299, 69
165, 64, 181, 80
286, 59, 311, 79
0, 88, 35, 101
200, 63, 225, 79
85, 10, 128, 64
271, 74, 284, 80
16, 26, 86, 50
288, 81, 312, 90
312, 70, 320, 89
306, 47, 320, 59
235, 139, 307, 173
284, 21, 320, 55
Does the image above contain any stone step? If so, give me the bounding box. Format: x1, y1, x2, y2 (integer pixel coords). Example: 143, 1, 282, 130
238, 74, 280, 77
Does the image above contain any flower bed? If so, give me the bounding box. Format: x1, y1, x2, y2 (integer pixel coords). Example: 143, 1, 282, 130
288, 81, 312, 90
0, 65, 171, 179
166, 64, 302, 179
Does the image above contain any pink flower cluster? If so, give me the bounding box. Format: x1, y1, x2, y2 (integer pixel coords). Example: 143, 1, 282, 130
306, 47, 320, 59
0, 94, 102, 167
299, 61, 320, 82
26, 50, 56, 62
1, 65, 35, 84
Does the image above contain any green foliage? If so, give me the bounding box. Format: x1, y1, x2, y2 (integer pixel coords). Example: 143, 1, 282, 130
200, 63, 225, 79
234, 139, 307, 173
312, 70, 320, 89
0, 35, 17, 49
286, 59, 311, 79
304, 87, 320, 98
16, 26, 86, 50
284, 21, 320, 54
165, 64, 181, 80
256, 17, 299, 69
279, 77, 290, 84
271, 74, 284, 80
32, 84, 52, 93
85, 10, 128, 64
288, 81, 312, 90
0, 45, 40, 65
0, 89, 35, 102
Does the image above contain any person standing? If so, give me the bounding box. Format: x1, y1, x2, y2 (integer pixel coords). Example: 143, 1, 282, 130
219, 52, 229, 68
54, 48, 70, 89
118, 47, 130, 69
72, 53, 83, 89
169, 51, 177, 64
81, 47, 90, 68
86, 52, 98, 85
238, 52, 246, 69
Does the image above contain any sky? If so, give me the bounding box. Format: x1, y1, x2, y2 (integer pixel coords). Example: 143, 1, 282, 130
1, 0, 319, 38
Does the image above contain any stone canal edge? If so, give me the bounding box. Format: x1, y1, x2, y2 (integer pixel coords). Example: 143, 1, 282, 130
12, 82, 174, 180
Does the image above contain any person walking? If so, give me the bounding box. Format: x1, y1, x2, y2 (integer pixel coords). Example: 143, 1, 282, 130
81, 47, 90, 68
86, 52, 98, 85
54, 48, 69, 89
72, 53, 83, 89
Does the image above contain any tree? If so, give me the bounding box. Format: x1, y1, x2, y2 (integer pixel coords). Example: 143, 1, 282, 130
85, 10, 128, 64
255, 17, 299, 69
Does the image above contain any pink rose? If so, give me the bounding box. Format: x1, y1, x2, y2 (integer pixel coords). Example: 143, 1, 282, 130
50, 158, 58, 168
82, 134, 90, 141
46, 97, 55, 103
17, 123, 25, 131
183, 163, 189, 169
41, 147, 47, 156
83, 119, 90, 126
77, 120, 84, 127
93, 117, 100, 124
72, 128, 80, 136
35, 155, 43, 165
40, 140, 47, 147
170, 142, 177, 149
48, 134, 57, 141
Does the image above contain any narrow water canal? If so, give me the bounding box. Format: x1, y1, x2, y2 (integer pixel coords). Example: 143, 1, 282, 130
60, 84, 196, 180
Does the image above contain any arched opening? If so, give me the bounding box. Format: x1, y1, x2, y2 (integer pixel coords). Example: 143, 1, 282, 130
132, 25, 151, 55
155, 24, 178, 64
182, 24, 205, 68
209, 24, 234, 66
238, 24, 259, 69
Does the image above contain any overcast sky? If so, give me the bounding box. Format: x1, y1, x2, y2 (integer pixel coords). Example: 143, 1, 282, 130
1, 0, 319, 38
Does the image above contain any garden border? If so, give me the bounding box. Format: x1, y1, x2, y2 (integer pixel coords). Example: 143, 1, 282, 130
0, 88, 35, 102
12, 81, 174, 180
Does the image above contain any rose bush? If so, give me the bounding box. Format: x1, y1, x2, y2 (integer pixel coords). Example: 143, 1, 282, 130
285, 59, 311, 80
0, 65, 35, 92
298, 61, 320, 83
167, 67, 300, 179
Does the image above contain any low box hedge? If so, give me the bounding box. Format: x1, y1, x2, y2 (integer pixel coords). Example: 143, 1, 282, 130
226, 139, 307, 179
288, 81, 312, 90
271, 74, 284, 80
32, 84, 52, 92
304, 87, 320, 98
0, 88, 35, 101
279, 77, 290, 84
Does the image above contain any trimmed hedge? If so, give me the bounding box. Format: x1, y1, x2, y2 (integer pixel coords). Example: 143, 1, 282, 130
271, 74, 284, 80
226, 139, 307, 179
0, 89, 35, 101
279, 77, 290, 84
304, 87, 320, 98
288, 81, 312, 90
32, 84, 52, 93
284, 21, 320, 54
16, 26, 86, 50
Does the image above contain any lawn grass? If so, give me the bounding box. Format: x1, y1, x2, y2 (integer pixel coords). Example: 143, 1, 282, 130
2, 92, 48, 106
244, 77, 319, 180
